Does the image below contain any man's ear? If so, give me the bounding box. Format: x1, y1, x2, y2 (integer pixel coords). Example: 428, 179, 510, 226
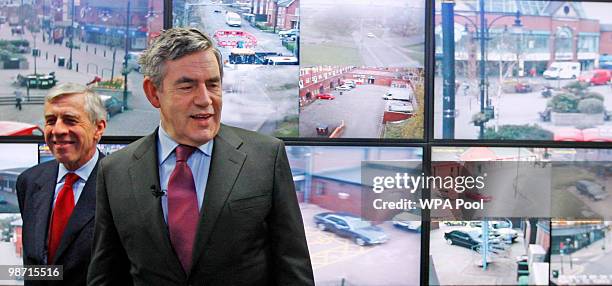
143, 77, 161, 108
94, 119, 107, 142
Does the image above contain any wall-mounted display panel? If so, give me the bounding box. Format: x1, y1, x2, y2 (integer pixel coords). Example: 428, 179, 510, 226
0, 213, 24, 285
299, 0, 425, 67
434, 1, 612, 142
174, 0, 300, 137
429, 219, 550, 285
0, 0, 164, 137
550, 220, 612, 285
0, 143, 38, 213
298, 67, 424, 139
286, 145, 422, 285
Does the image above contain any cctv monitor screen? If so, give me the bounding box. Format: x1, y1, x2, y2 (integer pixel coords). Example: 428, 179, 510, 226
429, 219, 550, 286
0, 213, 24, 285
174, 0, 300, 137
0, 143, 38, 213
0, 0, 164, 137
285, 145, 423, 285
550, 220, 612, 285
434, 1, 612, 142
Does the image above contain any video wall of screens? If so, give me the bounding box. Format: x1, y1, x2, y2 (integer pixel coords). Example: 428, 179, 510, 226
174, 0, 426, 139
0, 0, 164, 137
0, 0, 611, 285
434, 0, 612, 142
285, 145, 423, 285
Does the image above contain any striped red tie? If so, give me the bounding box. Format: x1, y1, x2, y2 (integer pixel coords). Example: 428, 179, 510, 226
48, 173, 79, 264
168, 145, 199, 273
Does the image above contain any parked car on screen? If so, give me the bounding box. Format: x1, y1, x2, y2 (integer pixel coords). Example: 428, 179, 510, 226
579, 69, 611, 85
316, 93, 335, 100
342, 81, 356, 88
443, 221, 467, 226
387, 102, 414, 114
391, 212, 421, 232
65, 40, 80, 49
444, 229, 506, 253
278, 28, 298, 40
335, 85, 351, 91
11, 26, 24, 35
576, 180, 608, 201
314, 212, 388, 246
468, 220, 519, 243
100, 95, 124, 118
225, 12, 242, 27
490, 222, 519, 243
444, 229, 481, 250
126, 51, 143, 72
514, 82, 533, 93
543, 62, 580, 79
0, 121, 43, 136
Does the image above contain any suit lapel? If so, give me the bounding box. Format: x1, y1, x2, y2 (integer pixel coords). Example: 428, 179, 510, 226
31, 162, 58, 264
128, 132, 185, 279
53, 153, 103, 263
191, 125, 246, 272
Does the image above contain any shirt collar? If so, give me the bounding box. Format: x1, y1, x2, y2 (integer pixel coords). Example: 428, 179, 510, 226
57, 150, 99, 183
158, 123, 213, 166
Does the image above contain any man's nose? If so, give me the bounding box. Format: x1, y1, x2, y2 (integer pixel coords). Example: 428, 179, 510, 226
52, 119, 69, 135
194, 85, 213, 106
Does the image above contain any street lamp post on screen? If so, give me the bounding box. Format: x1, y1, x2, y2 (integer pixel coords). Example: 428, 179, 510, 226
566, 237, 573, 269
68, 0, 75, 70
122, 0, 131, 110
453, 0, 522, 139
33, 34, 37, 75
441, 0, 456, 139
145, 7, 159, 44
603, 225, 607, 251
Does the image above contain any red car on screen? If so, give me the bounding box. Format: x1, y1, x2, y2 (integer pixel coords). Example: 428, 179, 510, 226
579, 69, 611, 85
514, 82, 533, 93
0, 121, 43, 136
316, 93, 335, 100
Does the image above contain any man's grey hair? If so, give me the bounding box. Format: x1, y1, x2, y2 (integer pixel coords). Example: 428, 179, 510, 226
139, 27, 224, 88
46, 82, 107, 123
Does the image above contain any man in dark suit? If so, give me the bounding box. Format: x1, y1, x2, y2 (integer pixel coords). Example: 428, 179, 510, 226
17, 83, 107, 286
87, 28, 314, 285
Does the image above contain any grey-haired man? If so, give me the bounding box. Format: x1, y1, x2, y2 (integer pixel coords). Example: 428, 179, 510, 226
17, 83, 107, 286
88, 28, 314, 286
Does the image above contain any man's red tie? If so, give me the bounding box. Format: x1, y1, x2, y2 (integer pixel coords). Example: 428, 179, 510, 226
168, 145, 199, 273
48, 173, 79, 264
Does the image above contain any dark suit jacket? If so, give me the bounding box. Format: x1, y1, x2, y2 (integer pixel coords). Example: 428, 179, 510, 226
88, 125, 314, 286
16, 154, 103, 286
